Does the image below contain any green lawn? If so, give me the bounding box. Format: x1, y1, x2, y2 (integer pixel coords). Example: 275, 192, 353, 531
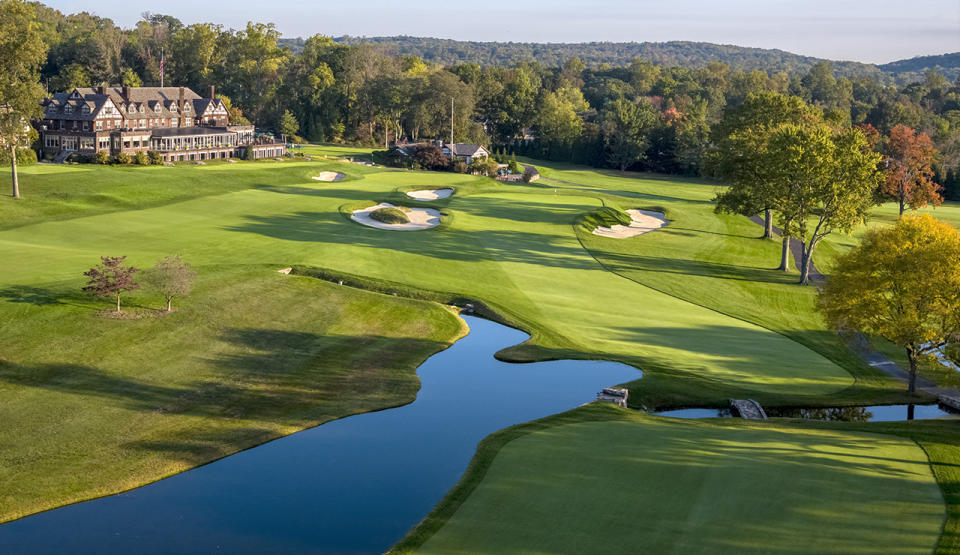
0, 150, 945, 526
400, 403, 947, 555
530, 162, 960, 403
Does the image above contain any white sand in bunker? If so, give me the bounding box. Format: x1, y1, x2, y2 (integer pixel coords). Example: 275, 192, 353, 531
405, 188, 454, 201
351, 203, 442, 231
592, 209, 669, 238
312, 171, 346, 182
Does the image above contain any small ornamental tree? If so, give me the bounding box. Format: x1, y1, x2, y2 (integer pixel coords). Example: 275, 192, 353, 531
93, 151, 109, 164
413, 144, 449, 170
82, 256, 140, 313
881, 125, 942, 216
143, 254, 196, 312
818, 214, 960, 392
133, 151, 149, 165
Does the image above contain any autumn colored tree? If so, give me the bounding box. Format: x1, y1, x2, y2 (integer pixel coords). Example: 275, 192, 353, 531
143, 254, 196, 312
818, 214, 960, 392
881, 125, 942, 216
767, 123, 882, 284
82, 256, 141, 313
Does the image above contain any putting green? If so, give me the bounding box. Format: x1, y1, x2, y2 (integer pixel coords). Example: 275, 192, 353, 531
416, 408, 945, 554
0, 151, 883, 520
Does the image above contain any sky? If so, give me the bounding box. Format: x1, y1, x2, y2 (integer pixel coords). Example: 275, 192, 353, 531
44, 0, 960, 64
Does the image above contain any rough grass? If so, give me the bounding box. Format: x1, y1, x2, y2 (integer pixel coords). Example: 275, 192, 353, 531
370, 206, 411, 224
0, 148, 948, 525
394, 403, 949, 555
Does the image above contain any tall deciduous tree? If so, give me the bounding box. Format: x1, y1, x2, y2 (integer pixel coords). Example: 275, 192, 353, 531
82, 256, 141, 313
767, 123, 882, 284
710, 92, 819, 247
143, 254, 196, 312
881, 125, 942, 216
601, 98, 657, 171
0, 0, 48, 199
819, 214, 960, 392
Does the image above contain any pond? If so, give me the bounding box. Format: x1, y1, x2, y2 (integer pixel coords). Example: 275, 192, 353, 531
0, 315, 640, 555
654, 404, 959, 422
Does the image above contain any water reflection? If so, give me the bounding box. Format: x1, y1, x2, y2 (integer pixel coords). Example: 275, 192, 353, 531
0, 316, 640, 555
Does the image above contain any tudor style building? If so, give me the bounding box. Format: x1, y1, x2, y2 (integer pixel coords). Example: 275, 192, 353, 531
36, 85, 284, 162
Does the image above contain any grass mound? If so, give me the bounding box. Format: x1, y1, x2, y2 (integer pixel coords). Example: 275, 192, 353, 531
369, 206, 410, 224
577, 206, 631, 231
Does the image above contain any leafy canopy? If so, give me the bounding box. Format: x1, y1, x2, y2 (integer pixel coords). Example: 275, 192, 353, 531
818, 214, 960, 388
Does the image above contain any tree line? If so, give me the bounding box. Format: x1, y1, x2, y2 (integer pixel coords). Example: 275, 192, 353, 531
0, 2, 957, 200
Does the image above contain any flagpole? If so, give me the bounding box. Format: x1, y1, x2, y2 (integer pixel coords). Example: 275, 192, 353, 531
160, 48, 164, 88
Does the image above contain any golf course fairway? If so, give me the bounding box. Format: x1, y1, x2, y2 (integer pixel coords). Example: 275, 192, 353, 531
0, 148, 952, 537
410, 405, 945, 555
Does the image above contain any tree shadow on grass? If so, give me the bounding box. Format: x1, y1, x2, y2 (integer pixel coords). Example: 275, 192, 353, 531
0, 286, 85, 307
0, 328, 450, 464
225, 210, 603, 271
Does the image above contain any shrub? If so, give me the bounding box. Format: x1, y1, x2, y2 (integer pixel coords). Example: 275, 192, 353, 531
113, 152, 131, 165
522, 166, 539, 183
413, 144, 449, 171
147, 151, 163, 165
369, 206, 410, 224
469, 156, 499, 177
93, 151, 109, 164
133, 151, 149, 165
0, 147, 38, 166
451, 160, 467, 174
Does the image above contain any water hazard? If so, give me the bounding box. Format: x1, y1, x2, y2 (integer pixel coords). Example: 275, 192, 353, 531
655, 404, 958, 422
0, 315, 640, 555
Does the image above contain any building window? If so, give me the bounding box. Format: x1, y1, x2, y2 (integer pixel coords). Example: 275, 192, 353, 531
96, 121, 102, 130
139, 120, 145, 128
82, 121, 89, 131
104, 106, 113, 115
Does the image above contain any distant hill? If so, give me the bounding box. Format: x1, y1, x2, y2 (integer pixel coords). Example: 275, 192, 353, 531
278, 36, 958, 84
877, 53, 960, 82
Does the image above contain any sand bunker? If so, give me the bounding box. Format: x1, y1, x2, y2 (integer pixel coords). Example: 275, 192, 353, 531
312, 171, 345, 182
351, 202, 441, 231
592, 209, 669, 238
405, 188, 454, 201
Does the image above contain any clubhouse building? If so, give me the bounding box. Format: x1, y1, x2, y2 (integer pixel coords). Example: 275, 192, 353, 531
36, 85, 284, 162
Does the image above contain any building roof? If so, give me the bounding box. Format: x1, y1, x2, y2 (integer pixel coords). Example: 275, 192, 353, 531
445, 143, 487, 157
42, 86, 224, 123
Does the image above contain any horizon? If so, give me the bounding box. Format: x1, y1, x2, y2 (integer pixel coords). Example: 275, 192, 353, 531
39, 0, 960, 65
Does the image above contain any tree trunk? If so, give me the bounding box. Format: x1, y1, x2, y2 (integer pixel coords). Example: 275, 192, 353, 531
762, 208, 773, 239
166, 297, 172, 312
899, 194, 905, 217
799, 239, 820, 285
799, 243, 812, 284
116, 293, 121, 313
778, 237, 791, 271
10, 145, 19, 199
906, 345, 918, 393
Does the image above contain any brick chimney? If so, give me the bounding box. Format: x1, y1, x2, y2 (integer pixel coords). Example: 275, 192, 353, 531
122, 86, 130, 102
209, 85, 215, 99
178, 86, 185, 127
97, 85, 106, 95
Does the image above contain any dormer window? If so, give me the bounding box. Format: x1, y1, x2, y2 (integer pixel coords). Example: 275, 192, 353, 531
139, 105, 145, 113
154, 104, 161, 113
128, 105, 136, 114
64, 105, 73, 114
170, 104, 177, 113
81, 105, 91, 115
184, 103, 191, 112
